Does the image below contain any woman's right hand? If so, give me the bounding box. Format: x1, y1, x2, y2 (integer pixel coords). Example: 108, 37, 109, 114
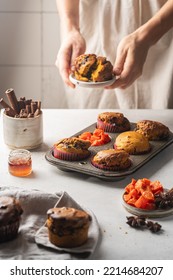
55, 30, 86, 88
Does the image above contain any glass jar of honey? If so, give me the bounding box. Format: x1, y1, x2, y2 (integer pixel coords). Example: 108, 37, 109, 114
8, 149, 32, 177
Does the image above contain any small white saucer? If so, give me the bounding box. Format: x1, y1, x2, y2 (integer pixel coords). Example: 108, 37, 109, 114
69, 74, 116, 88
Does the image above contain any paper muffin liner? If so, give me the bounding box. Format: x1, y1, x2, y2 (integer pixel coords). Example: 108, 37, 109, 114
97, 119, 131, 133
53, 148, 90, 161
97, 119, 119, 133
0, 220, 20, 243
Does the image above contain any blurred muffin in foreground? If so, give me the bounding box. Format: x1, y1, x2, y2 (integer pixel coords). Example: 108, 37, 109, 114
91, 149, 131, 171
73, 54, 113, 82
135, 120, 170, 140
46, 207, 91, 248
53, 137, 91, 161
114, 131, 151, 155
0, 196, 23, 243
97, 112, 130, 133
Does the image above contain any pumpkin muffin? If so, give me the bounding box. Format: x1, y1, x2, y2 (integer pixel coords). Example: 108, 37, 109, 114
0, 196, 23, 242
91, 56, 113, 82
114, 131, 151, 155
135, 120, 170, 140
53, 137, 91, 161
97, 112, 130, 133
91, 149, 131, 171
73, 54, 113, 82
46, 207, 91, 248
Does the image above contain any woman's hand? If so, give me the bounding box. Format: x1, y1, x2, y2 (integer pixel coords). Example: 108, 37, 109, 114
106, 31, 150, 89
55, 30, 86, 88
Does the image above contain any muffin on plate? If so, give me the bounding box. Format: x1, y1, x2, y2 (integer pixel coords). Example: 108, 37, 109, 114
46, 207, 91, 248
91, 149, 131, 171
53, 137, 91, 161
114, 131, 151, 155
97, 112, 130, 133
73, 54, 113, 82
135, 120, 170, 140
0, 196, 23, 242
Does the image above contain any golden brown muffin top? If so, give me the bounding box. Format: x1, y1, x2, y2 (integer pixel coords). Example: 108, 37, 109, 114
74, 54, 97, 77
0, 196, 23, 226
115, 131, 150, 154
47, 207, 91, 230
93, 149, 130, 167
135, 120, 170, 140
98, 112, 125, 124
54, 137, 91, 153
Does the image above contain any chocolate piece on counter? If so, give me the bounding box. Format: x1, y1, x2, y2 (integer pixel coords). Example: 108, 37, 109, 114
126, 216, 146, 228
126, 216, 162, 233
146, 221, 162, 233
5, 88, 19, 114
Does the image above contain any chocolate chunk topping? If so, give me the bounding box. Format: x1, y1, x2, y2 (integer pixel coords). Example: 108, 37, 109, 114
126, 215, 162, 233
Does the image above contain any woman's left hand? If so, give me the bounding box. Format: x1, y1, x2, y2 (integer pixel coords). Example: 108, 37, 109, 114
106, 30, 150, 89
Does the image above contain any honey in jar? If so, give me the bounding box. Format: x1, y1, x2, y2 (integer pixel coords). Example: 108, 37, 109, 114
8, 149, 32, 177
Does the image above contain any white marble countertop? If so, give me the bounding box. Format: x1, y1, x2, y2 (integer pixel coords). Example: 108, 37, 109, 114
0, 109, 173, 260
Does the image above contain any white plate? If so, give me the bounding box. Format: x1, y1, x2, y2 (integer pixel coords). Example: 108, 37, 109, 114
122, 190, 173, 218
69, 74, 116, 88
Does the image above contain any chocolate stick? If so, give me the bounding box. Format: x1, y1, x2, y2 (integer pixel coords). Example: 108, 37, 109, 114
5, 88, 19, 114
28, 113, 34, 118
26, 104, 31, 115
37, 101, 41, 110
18, 100, 25, 111
0, 98, 16, 116
25, 99, 32, 106
34, 109, 40, 117
31, 102, 37, 114
19, 109, 28, 118
4, 108, 16, 117
34, 100, 42, 116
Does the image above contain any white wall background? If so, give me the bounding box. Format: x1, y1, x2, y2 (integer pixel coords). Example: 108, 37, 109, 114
0, 0, 67, 108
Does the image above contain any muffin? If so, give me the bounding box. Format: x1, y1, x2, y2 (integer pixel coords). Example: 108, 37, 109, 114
97, 112, 130, 133
46, 207, 91, 248
91, 149, 131, 171
0, 196, 23, 242
114, 131, 151, 155
73, 54, 113, 82
135, 120, 170, 140
53, 137, 91, 161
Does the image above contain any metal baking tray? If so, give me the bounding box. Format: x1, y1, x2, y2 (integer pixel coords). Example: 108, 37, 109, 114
45, 123, 173, 181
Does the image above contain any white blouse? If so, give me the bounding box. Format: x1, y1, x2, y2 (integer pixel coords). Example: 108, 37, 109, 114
64, 0, 173, 109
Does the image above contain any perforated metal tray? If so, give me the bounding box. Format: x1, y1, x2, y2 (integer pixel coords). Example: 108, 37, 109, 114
45, 123, 173, 181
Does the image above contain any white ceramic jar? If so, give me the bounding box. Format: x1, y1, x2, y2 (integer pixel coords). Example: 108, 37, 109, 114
3, 111, 43, 149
